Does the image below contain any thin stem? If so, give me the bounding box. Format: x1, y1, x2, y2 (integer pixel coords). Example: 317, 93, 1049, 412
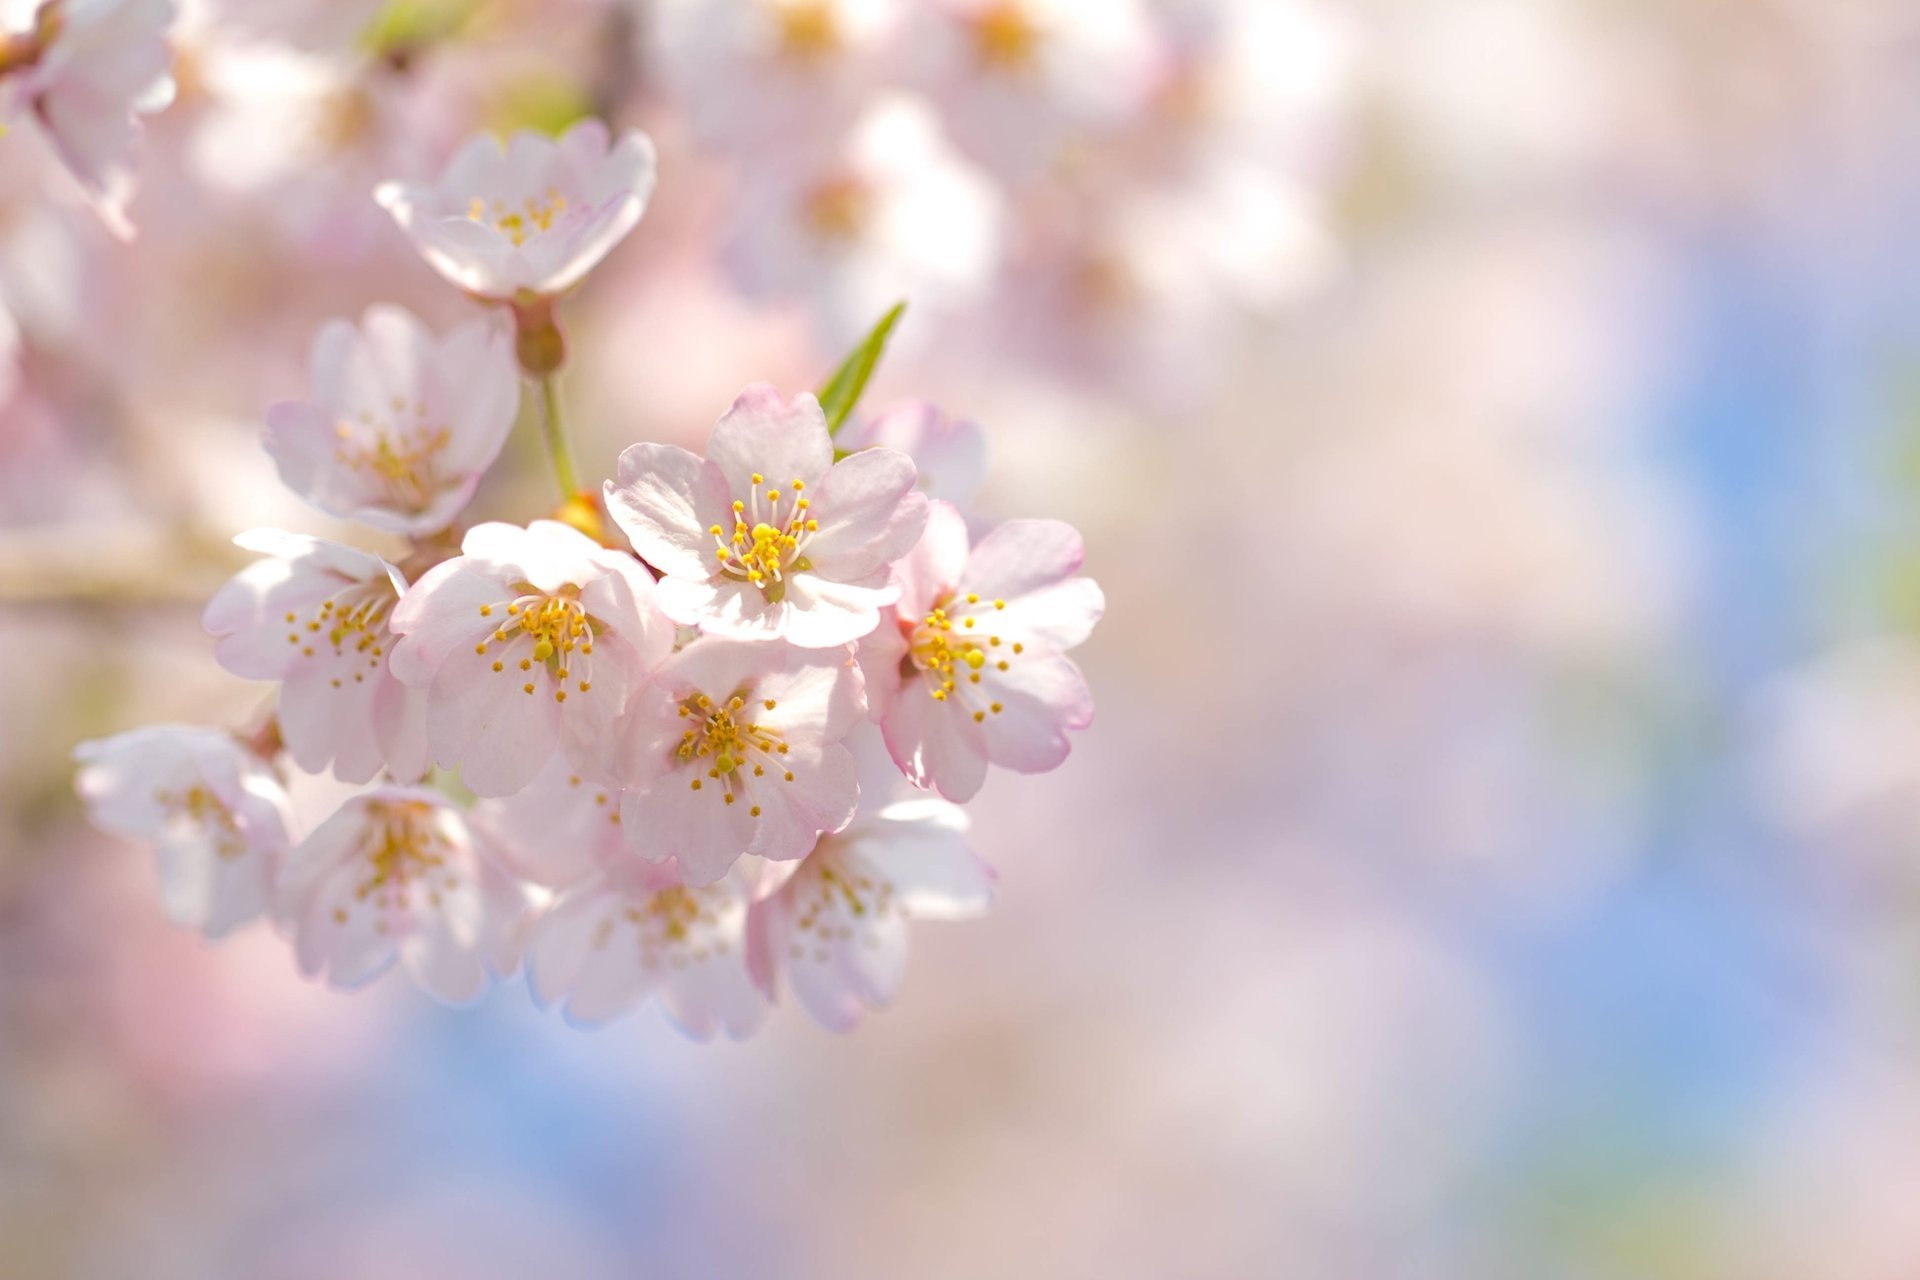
532, 373, 581, 498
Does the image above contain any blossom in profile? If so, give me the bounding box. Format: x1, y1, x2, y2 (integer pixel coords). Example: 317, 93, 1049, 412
263, 304, 518, 537
860, 499, 1101, 801
73, 725, 293, 938
840, 400, 987, 509
607, 382, 927, 648
654, 0, 898, 154
528, 860, 767, 1037
278, 787, 531, 1005
374, 118, 657, 301
748, 775, 992, 1031
614, 637, 864, 886
388, 520, 675, 798
202, 529, 427, 786
0, 0, 177, 237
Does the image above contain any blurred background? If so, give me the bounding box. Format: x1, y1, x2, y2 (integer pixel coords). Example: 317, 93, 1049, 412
7, 0, 1920, 1275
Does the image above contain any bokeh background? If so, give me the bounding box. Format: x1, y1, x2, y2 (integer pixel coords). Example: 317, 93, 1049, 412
8, 0, 1920, 1275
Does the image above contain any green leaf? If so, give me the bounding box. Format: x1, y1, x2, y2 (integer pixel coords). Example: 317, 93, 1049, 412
817, 302, 906, 438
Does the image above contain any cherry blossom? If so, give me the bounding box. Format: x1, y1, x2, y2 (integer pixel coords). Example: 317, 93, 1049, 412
861, 499, 1101, 802
73, 725, 293, 938
474, 752, 628, 890
903, 0, 1154, 183
263, 304, 519, 537
0, 0, 177, 237
277, 787, 531, 1005
653, 0, 898, 154
720, 97, 1003, 344
747, 780, 993, 1031
528, 859, 767, 1037
840, 400, 987, 509
374, 118, 658, 302
388, 520, 675, 798
606, 382, 928, 648
614, 636, 864, 886
202, 529, 428, 786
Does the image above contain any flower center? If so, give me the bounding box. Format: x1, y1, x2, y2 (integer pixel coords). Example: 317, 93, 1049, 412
971, 1, 1040, 73
589, 882, 736, 969
337, 800, 461, 932
474, 588, 601, 704
783, 849, 901, 963
674, 691, 794, 811
284, 577, 396, 688
907, 591, 1014, 722
467, 187, 572, 247
709, 474, 819, 602
803, 174, 871, 243
154, 784, 247, 859
336, 396, 452, 513
773, 0, 839, 63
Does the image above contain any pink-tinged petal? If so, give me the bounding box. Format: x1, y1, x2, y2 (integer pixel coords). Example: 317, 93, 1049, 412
854, 799, 994, 919
894, 499, 972, 616
388, 560, 506, 687
755, 644, 868, 742
706, 383, 834, 497
883, 680, 989, 802
555, 628, 641, 780
780, 573, 896, 649
399, 914, 492, 1006
852, 402, 988, 506
805, 448, 927, 579
525, 193, 646, 294
428, 653, 561, 797
960, 518, 1087, 601
993, 577, 1105, 651
579, 559, 674, 675
294, 858, 397, 988
606, 442, 735, 578
478, 755, 626, 889
978, 653, 1094, 773
674, 578, 786, 640
619, 771, 758, 886
373, 677, 431, 784
278, 662, 384, 783
746, 742, 858, 862
855, 623, 909, 726
432, 316, 519, 474
261, 400, 338, 512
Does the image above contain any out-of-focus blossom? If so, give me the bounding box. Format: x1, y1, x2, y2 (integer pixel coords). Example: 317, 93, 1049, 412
374, 118, 657, 301
72, 725, 293, 937
389, 519, 674, 797
861, 499, 1101, 802
202, 530, 428, 786
277, 786, 530, 1004
607, 382, 926, 648
748, 778, 992, 1031
613, 637, 863, 886
840, 400, 987, 509
653, 0, 899, 153
264, 304, 518, 537
528, 859, 766, 1037
721, 97, 1004, 342
0, 0, 176, 237
904, 0, 1154, 183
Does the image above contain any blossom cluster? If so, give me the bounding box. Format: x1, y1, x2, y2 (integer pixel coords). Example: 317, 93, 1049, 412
71, 113, 1103, 1036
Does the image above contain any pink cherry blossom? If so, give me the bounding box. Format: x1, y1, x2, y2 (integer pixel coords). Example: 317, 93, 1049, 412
202, 529, 428, 786
374, 118, 657, 301
528, 860, 767, 1037
747, 789, 993, 1032
860, 499, 1101, 802
904, 0, 1153, 183
0, 0, 177, 237
388, 520, 675, 798
653, 0, 898, 154
262, 304, 518, 537
614, 636, 864, 886
606, 382, 928, 648
277, 786, 531, 1005
720, 97, 1003, 344
841, 399, 987, 508
73, 724, 293, 938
